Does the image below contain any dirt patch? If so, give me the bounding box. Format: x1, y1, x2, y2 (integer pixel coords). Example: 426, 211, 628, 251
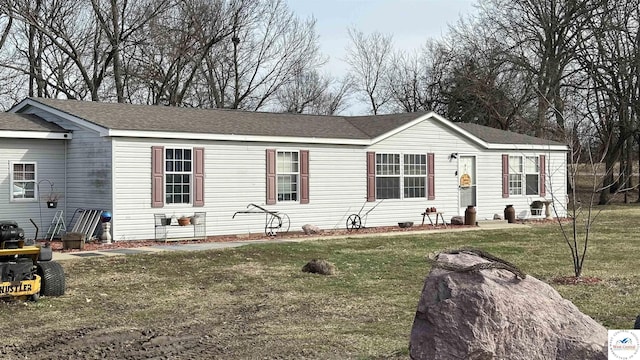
551, 276, 603, 285
43, 223, 469, 253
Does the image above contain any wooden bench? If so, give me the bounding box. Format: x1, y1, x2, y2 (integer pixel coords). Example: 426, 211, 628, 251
421, 211, 447, 228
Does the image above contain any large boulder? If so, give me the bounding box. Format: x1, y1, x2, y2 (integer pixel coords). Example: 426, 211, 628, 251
409, 250, 607, 360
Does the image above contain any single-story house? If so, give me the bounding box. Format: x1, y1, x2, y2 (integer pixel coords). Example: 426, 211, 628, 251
1, 97, 568, 241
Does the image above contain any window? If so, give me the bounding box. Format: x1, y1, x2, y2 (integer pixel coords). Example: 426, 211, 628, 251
525, 156, 539, 195
11, 162, 36, 201
509, 155, 539, 196
375, 153, 426, 199
165, 148, 192, 204
277, 151, 299, 201
404, 154, 427, 198
508, 156, 523, 195
376, 154, 400, 199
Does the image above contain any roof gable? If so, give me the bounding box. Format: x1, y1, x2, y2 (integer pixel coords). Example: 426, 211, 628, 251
0, 112, 70, 139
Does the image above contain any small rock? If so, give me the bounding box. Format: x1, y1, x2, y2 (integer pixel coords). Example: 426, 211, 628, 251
302, 224, 321, 235
450, 216, 464, 225
493, 213, 503, 220
302, 259, 335, 275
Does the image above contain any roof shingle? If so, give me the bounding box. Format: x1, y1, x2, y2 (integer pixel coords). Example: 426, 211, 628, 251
17, 98, 565, 147
0, 112, 67, 132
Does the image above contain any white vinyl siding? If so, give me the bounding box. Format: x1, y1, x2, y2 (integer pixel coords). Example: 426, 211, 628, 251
106, 118, 567, 240
0, 139, 66, 239
19, 107, 113, 216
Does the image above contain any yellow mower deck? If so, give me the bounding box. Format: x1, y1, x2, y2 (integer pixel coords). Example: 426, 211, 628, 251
0, 245, 41, 261
0, 275, 41, 300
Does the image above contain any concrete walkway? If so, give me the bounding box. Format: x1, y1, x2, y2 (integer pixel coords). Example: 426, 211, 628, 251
51, 220, 529, 261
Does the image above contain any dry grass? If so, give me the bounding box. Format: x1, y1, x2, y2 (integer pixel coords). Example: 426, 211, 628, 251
2, 203, 640, 358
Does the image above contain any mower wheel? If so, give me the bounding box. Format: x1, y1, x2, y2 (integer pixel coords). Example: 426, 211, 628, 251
37, 261, 65, 297
30, 293, 40, 302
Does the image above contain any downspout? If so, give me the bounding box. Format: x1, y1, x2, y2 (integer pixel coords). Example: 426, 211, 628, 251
64, 134, 68, 227
111, 137, 115, 241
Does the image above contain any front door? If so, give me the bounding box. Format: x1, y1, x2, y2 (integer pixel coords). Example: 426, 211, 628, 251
458, 155, 477, 215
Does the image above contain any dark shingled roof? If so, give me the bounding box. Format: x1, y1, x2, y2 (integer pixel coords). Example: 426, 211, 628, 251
455, 122, 565, 146
0, 112, 67, 132
19, 98, 565, 147
346, 112, 430, 138
28, 98, 409, 139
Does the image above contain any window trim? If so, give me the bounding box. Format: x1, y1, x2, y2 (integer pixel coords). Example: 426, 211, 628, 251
374, 152, 428, 200
507, 155, 540, 196
276, 150, 300, 203
10, 161, 38, 202
164, 147, 193, 205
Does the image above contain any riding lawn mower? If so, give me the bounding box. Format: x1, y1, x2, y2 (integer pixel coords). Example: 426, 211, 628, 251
0, 220, 65, 301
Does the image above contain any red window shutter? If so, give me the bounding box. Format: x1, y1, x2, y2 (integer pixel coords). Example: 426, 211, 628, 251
266, 149, 276, 205
539, 155, 546, 197
427, 153, 435, 200
151, 146, 164, 208
502, 154, 509, 198
366, 152, 376, 202
193, 147, 205, 207
300, 150, 309, 204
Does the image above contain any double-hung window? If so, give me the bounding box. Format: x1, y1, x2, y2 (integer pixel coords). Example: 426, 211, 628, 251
165, 148, 192, 204
524, 156, 540, 195
277, 151, 299, 202
11, 162, 36, 201
376, 154, 401, 199
508, 155, 539, 196
375, 153, 426, 199
508, 156, 523, 195
404, 154, 427, 198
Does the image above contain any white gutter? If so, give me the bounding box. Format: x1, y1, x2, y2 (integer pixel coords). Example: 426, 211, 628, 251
106, 129, 371, 145
0, 130, 71, 139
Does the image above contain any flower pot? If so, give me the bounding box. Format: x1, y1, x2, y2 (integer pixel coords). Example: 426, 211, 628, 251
178, 217, 190, 226
464, 205, 476, 226
504, 205, 516, 223
190, 216, 200, 225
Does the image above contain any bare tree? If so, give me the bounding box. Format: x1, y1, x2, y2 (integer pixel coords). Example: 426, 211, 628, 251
345, 28, 393, 115
385, 43, 450, 114
275, 68, 351, 115
90, 0, 171, 102
0, 0, 116, 100
192, 0, 323, 110
129, 0, 255, 106
575, 0, 640, 204
477, 0, 604, 136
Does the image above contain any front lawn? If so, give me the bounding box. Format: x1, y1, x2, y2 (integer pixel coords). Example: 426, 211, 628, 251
1, 205, 638, 359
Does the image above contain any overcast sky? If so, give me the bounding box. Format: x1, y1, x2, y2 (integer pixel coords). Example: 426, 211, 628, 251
286, 0, 478, 106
